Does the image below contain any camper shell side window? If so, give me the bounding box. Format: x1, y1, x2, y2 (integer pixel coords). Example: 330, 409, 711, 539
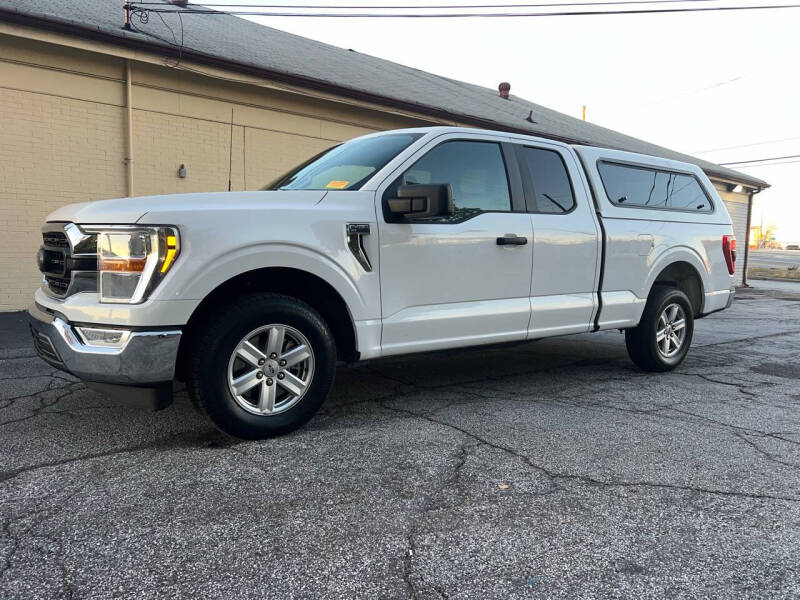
597, 160, 714, 213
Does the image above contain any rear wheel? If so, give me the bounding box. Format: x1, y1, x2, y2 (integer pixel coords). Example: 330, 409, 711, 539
187, 294, 336, 439
625, 286, 694, 372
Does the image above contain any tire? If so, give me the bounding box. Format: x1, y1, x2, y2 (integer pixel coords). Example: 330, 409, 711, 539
625, 286, 694, 372
187, 293, 336, 439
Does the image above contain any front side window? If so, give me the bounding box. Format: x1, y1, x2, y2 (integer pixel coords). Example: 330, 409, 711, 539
521, 147, 576, 213
265, 133, 421, 191
598, 161, 712, 212
391, 140, 511, 222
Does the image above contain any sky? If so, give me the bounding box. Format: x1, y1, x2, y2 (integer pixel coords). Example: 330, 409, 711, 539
209, 1, 799, 242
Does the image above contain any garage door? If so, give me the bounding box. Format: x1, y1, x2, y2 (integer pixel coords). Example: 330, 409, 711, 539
720, 193, 749, 287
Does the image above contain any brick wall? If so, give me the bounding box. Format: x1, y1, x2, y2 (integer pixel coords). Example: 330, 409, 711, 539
0, 33, 426, 310
0, 87, 127, 309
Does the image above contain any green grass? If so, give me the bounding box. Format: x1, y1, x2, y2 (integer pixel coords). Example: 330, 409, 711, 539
748, 266, 800, 281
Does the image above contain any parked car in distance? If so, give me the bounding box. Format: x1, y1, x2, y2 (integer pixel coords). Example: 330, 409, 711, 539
29, 127, 738, 438
786, 244, 800, 250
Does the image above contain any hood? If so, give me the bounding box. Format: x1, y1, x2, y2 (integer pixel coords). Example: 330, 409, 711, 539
46, 190, 329, 224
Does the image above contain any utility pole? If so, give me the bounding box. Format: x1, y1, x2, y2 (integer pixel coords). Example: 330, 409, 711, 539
582, 105, 586, 121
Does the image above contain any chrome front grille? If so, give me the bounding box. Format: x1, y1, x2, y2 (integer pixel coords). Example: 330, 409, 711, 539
39, 224, 98, 299
42, 231, 69, 248
44, 275, 71, 295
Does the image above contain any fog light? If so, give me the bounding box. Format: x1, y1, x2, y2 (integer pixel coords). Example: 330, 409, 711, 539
75, 326, 132, 349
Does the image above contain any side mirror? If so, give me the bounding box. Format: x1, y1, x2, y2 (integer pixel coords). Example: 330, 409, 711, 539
387, 184, 454, 220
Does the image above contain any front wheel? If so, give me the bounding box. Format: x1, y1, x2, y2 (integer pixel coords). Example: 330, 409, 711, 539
187, 294, 336, 439
625, 286, 694, 372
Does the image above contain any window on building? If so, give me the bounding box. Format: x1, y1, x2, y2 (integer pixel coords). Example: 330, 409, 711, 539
597, 161, 712, 212
521, 147, 576, 213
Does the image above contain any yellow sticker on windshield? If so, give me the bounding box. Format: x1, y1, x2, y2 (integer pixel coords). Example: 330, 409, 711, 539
326, 180, 349, 189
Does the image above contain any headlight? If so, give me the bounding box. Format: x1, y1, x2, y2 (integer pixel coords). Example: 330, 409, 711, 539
87, 226, 180, 304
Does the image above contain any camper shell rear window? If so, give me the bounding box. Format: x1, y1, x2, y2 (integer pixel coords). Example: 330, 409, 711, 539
597, 160, 713, 213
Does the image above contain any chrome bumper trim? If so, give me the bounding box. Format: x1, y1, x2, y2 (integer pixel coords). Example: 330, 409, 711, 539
28, 303, 181, 385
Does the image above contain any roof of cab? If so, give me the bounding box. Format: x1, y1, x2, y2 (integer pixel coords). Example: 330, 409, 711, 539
0, 0, 768, 190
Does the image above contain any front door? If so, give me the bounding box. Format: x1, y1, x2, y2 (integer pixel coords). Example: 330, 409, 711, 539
376, 136, 533, 356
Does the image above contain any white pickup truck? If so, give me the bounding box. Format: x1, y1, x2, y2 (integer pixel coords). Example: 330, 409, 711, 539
29, 127, 737, 438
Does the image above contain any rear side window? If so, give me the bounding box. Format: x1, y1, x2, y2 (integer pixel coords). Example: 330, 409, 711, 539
520, 147, 576, 213
597, 161, 712, 212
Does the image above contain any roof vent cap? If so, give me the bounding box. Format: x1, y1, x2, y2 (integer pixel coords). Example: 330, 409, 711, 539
498, 82, 511, 99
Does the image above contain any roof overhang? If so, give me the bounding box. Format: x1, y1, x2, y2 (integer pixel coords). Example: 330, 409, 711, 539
0, 6, 769, 191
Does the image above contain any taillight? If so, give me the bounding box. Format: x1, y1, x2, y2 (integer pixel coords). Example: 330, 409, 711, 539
722, 235, 736, 275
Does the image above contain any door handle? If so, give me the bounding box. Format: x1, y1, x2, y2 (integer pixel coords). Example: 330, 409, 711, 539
496, 234, 528, 246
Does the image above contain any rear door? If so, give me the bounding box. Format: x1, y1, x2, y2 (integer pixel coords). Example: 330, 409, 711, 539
514, 143, 601, 337
375, 133, 533, 356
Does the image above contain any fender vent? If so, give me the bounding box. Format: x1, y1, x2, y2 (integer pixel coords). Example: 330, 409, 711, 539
346, 223, 373, 272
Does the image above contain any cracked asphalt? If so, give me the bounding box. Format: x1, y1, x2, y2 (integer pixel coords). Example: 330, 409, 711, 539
2, 282, 800, 599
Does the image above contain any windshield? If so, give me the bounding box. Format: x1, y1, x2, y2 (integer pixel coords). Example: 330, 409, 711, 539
264, 133, 422, 191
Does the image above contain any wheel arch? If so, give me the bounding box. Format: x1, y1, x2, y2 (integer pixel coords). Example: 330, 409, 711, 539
176, 267, 359, 380
647, 258, 706, 316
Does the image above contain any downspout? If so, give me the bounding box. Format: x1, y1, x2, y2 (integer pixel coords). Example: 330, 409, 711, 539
741, 187, 759, 287
125, 59, 134, 197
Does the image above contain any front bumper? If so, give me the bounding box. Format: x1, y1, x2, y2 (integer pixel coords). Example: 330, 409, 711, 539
28, 303, 181, 407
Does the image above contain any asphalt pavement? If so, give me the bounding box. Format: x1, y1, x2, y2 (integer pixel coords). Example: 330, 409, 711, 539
2, 283, 800, 599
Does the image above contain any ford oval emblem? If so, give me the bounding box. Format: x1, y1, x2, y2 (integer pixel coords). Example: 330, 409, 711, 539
36, 248, 46, 271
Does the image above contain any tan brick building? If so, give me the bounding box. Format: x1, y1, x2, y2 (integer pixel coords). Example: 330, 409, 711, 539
0, 0, 766, 310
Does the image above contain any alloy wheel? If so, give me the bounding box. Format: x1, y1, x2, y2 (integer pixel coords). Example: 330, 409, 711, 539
656, 303, 687, 359
227, 324, 315, 416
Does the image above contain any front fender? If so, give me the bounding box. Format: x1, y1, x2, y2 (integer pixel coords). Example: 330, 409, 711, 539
172, 241, 378, 322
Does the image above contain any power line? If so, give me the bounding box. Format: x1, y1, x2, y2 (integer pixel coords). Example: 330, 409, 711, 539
131, 0, 722, 6
693, 135, 800, 154
732, 159, 800, 168
129, 3, 800, 17
640, 74, 745, 107
720, 154, 800, 166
